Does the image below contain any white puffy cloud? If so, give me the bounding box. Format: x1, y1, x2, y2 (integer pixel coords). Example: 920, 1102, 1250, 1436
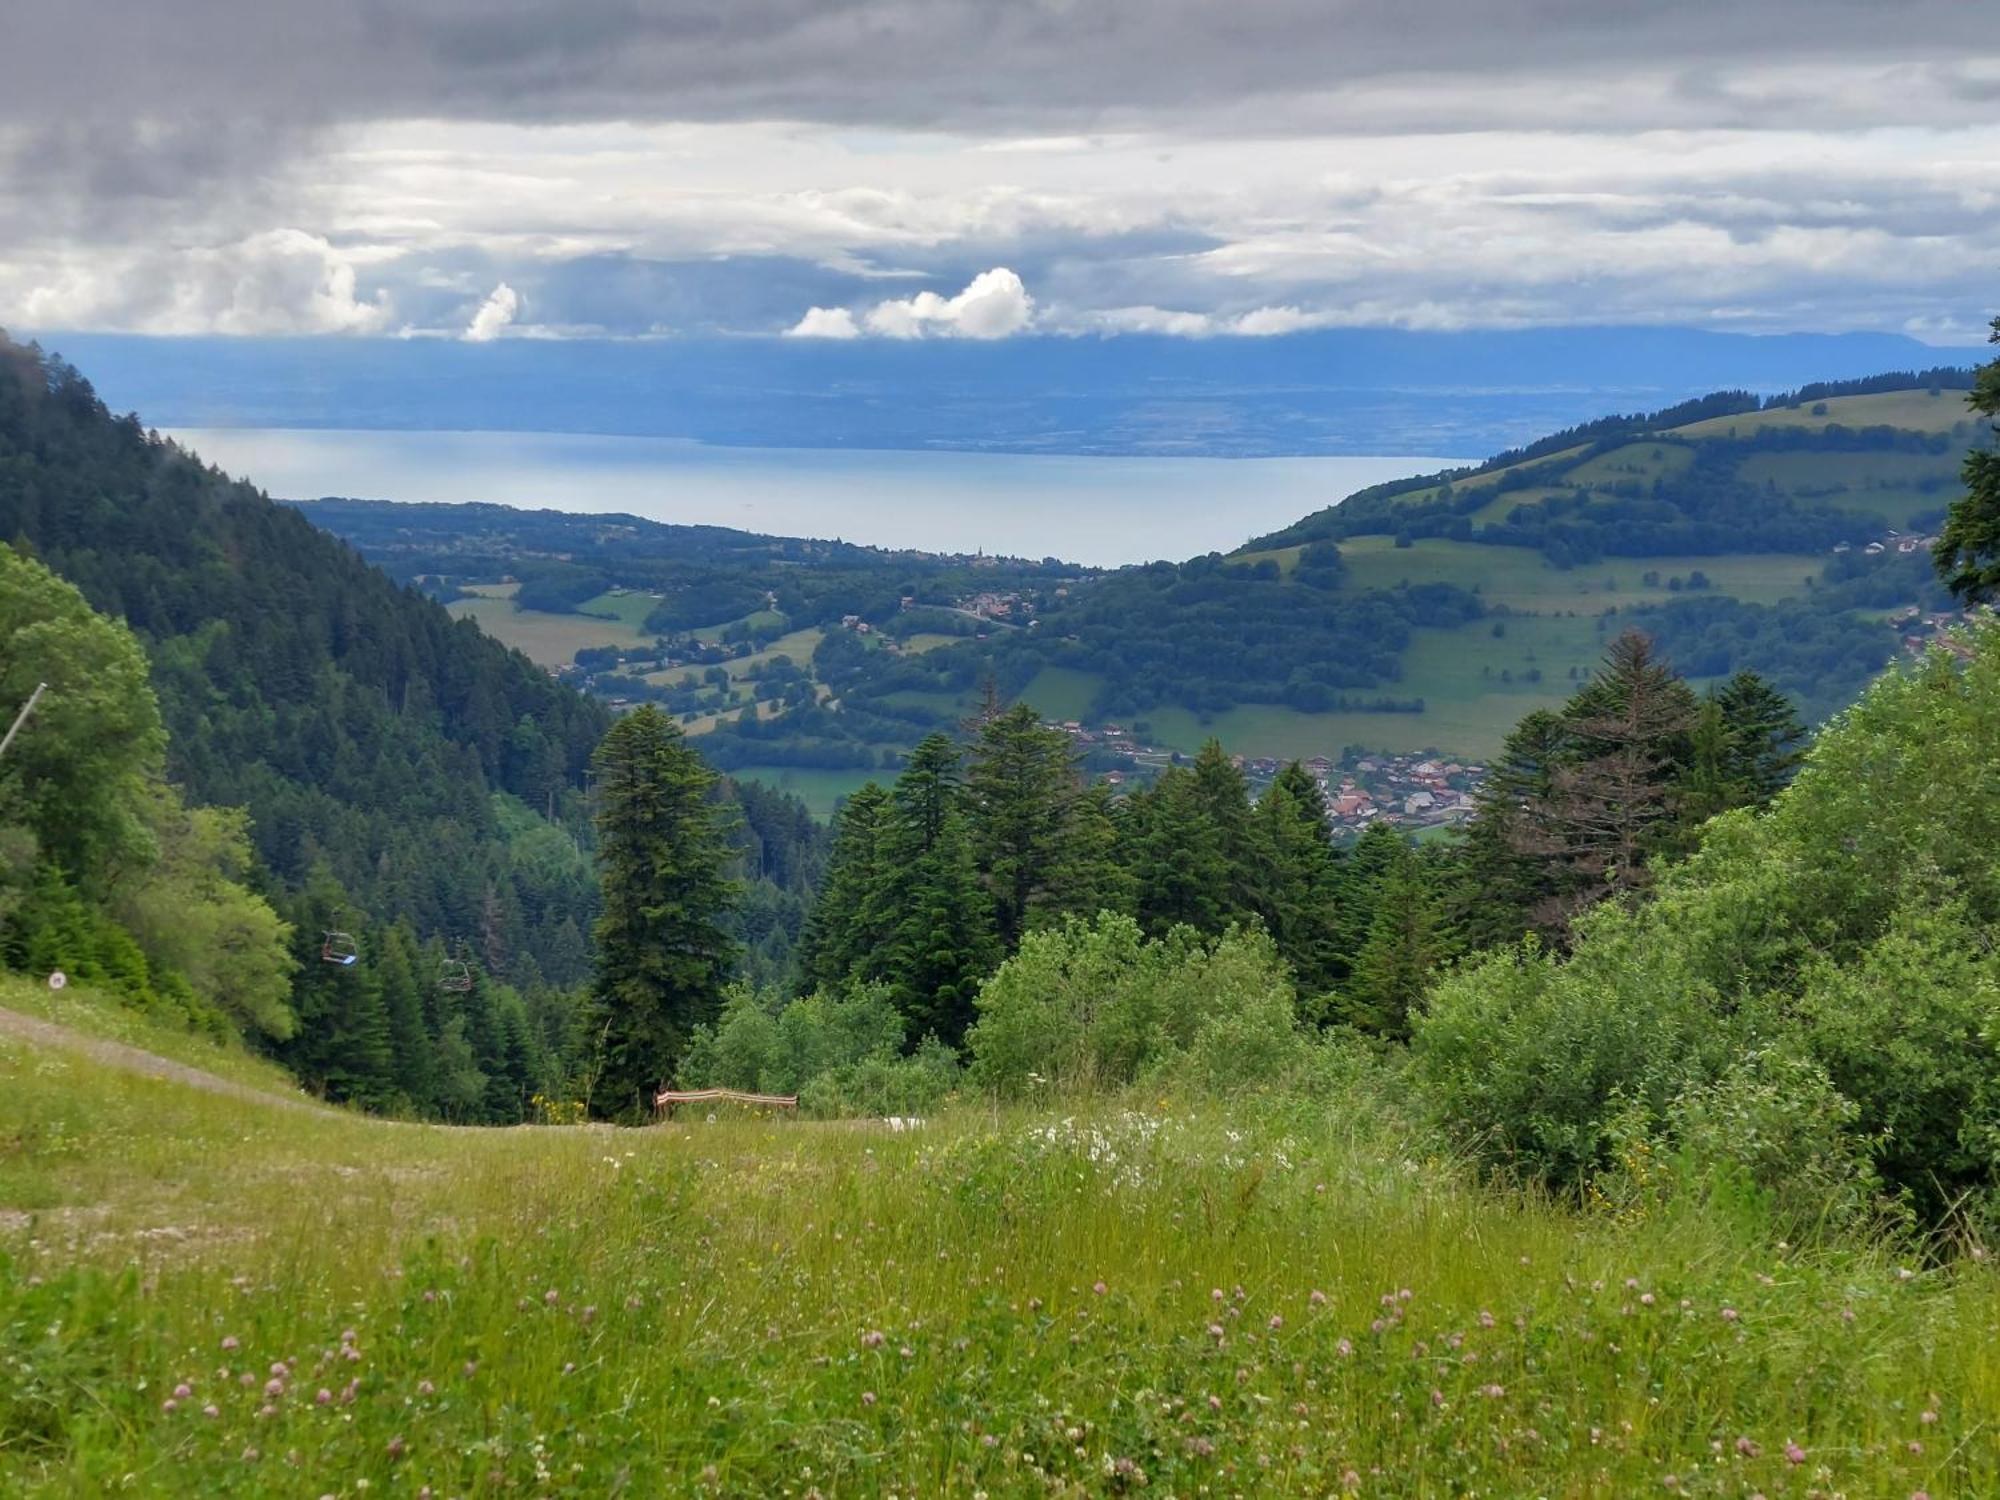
5, 227, 391, 335
859, 268, 1035, 340
463, 281, 520, 341
785, 305, 860, 338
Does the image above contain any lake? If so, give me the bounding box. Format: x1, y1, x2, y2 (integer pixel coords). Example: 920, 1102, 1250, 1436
167, 428, 1470, 566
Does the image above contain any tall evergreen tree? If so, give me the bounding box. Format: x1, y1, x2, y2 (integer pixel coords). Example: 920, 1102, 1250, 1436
1453, 708, 1570, 950
587, 706, 737, 1120
377, 922, 435, 1112
870, 734, 997, 1046
1338, 839, 1445, 1041
964, 703, 1079, 946
1189, 739, 1259, 918
797, 782, 894, 993
1124, 765, 1231, 937
1251, 763, 1349, 999
1039, 781, 1135, 926
1934, 314, 2000, 604
1710, 670, 1807, 804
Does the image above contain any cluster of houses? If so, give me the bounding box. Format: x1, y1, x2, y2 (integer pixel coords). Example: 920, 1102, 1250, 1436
1891, 603, 1989, 658
1831, 529, 1940, 558
1039, 718, 1489, 836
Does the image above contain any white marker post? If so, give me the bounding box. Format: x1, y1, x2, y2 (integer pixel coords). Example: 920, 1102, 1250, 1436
0, 682, 48, 763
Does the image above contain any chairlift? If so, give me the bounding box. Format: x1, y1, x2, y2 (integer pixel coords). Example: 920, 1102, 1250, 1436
321, 929, 360, 967
438, 956, 473, 993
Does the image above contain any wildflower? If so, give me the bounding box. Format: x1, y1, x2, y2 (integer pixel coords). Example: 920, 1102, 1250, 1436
1720, 1307, 1739, 1322
417, 1379, 435, 1396
1920, 1408, 1938, 1424
341, 1328, 357, 1345
544, 1289, 561, 1305
1784, 1441, 1806, 1465
241, 1447, 260, 1462
1477, 1310, 1495, 1328
1640, 1293, 1656, 1306
1309, 1290, 1327, 1306
1268, 1314, 1283, 1330
202, 1404, 220, 1418
221, 1336, 239, 1352
1336, 1338, 1353, 1357
386, 1436, 406, 1460
173, 1383, 193, 1400
315, 1388, 332, 1406
1207, 1323, 1225, 1341
861, 1330, 886, 1348
270, 1362, 289, 1378
1093, 1280, 1107, 1296
899, 1346, 914, 1360
1736, 1436, 1760, 1457
463, 1360, 478, 1378
161, 1398, 179, 1414
862, 1391, 877, 1406
1430, 1389, 1444, 1408
1208, 1394, 1223, 1411
1211, 1288, 1225, 1302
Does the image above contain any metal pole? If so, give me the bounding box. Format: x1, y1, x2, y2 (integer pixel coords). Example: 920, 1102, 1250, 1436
0, 682, 46, 763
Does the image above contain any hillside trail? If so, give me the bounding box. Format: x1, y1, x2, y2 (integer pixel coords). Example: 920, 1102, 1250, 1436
0, 1004, 338, 1117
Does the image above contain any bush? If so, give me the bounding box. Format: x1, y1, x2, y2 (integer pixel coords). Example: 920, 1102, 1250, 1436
966, 914, 1300, 1098
1416, 622, 2000, 1228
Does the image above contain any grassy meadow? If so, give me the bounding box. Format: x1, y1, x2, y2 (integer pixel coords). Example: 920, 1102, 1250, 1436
4, 984, 1997, 1497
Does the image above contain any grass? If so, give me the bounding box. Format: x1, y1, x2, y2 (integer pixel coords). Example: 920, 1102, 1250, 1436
4, 1018, 1997, 1496
727, 765, 886, 819
1671, 388, 1978, 439
575, 590, 659, 630
1019, 666, 1102, 723
1334, 537, 1822, 612
447, 583, 652, 670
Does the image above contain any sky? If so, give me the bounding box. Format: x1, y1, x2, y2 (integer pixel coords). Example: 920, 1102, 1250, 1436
3, 1, 1997, 347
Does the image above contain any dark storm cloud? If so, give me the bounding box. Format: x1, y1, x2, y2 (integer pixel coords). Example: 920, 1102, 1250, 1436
3, 0, 1995, 137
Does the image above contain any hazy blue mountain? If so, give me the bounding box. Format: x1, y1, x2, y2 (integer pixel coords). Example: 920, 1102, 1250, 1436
36, 327, 1947, 459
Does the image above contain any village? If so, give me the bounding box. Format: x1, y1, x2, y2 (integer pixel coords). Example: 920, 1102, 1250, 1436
1039, 716, 1487, 837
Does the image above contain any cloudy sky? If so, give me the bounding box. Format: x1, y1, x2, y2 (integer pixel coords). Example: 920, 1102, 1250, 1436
3, 0, 1997, 345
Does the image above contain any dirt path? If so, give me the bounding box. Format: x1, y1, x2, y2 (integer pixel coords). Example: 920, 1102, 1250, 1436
0, 1005, 337, 1116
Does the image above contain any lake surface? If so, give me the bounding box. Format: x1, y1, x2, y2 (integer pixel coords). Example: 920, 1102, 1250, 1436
168, 428, 1471, 566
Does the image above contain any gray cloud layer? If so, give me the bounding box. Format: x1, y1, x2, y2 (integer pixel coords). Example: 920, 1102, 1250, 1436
2, 1, 1996, 341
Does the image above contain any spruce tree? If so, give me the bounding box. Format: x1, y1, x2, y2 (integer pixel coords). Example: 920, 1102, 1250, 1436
1124, 765, 1231, 937
1934, 314, 2000, 604
1453, 709, 1570, 949
587, 706, 738, 1120
1039, 781, 1135, 926
1189, 739, 1259, 919
965, 703, 1079, 946
1710, 670, 1806, 804
1338, 839, 1444, 1040
797, 782, 893, 992
377, 923, 435, 1113
871, 735, 997, 1047
1251, 763, 1349, 1000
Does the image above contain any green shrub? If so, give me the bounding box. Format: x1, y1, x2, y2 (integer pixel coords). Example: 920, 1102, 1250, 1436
966, 914, 1300, 1098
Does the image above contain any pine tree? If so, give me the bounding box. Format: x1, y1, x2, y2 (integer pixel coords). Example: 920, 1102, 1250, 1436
1934, 314, 2000, 603
965, 703, 1079, 946
587, 706, 738, 1120
1251, 763, 1349, 1000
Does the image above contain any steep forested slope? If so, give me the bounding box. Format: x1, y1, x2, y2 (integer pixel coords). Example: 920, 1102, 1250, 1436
0, 335, 607, 985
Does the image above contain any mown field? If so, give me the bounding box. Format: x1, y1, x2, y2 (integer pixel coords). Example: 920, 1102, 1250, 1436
4, 984, 1996, 1497
447, 583, 654, 669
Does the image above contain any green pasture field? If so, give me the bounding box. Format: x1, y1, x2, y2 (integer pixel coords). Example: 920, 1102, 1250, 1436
729, 765, 887, 819
447, 583, 652, 669
1671, 387, 1978, 438
5, 996, 1993, 1496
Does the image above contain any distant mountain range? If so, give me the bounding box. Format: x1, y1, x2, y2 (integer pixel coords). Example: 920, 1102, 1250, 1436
31, 326, 1965, 459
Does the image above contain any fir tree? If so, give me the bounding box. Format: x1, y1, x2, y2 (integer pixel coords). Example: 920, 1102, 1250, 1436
1934, 314, 2000, 604
1124, 765, 1231, 937
587, 706, 738, 1120
870, 734, 997, 1046
965, 703, 1079, 946
1338, 840, 1444, 1040
796, 782, 894, 993
1189, 740, 1259, 919
1038, 781, 1135, 926
1251, 763, 1349, 1000
1711, 670, 1807, 804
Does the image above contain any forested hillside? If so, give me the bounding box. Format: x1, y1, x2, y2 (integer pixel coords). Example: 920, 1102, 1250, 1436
0, 334, 825, 1114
